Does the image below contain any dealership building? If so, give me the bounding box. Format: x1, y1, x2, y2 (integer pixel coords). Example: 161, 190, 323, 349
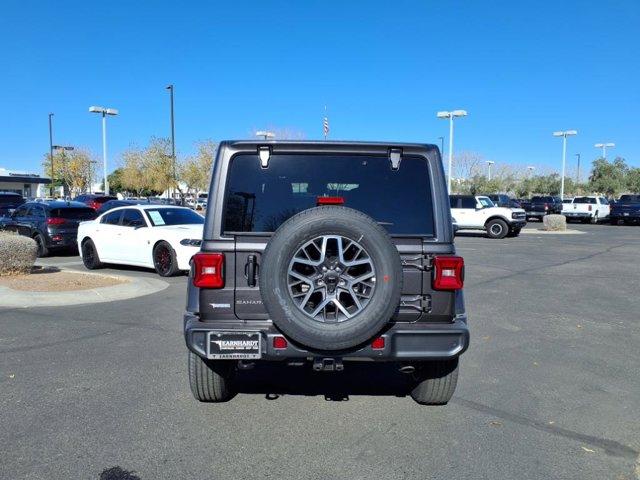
0, 168, 51, 197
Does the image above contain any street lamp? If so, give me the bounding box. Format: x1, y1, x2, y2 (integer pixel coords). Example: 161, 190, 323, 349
553, 130, 578, 200
256, 130, 275, 140
594, 142, 615, 160
48, 113, 54, 197
166, 85, 177, 202
437, 109, 468, 192
89, 106, 118, 195
486, 160, 495, 180
575, 153, 581, 184
438, 136, 444, 156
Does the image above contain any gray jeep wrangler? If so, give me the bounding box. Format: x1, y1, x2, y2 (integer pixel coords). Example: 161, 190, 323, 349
184, 141, 469, 404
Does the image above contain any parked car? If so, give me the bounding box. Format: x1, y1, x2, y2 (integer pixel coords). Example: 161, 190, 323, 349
96, 199, 149, 215
0, 201, 96, 256
77, 205, 204, 276
75, 194, 118, 211
450, 194, 526, 238
486, 194, 521, 209
0, 192, 25, 218
562, 196, 610, 223
525, 195, 563, 220
609, 194, 640, 225
183, 141, 469, 405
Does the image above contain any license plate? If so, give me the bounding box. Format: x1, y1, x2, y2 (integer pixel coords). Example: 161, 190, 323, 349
207, 331, 262, 359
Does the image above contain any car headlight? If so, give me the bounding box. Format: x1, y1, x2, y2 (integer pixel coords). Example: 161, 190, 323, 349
180, 239, 202, 247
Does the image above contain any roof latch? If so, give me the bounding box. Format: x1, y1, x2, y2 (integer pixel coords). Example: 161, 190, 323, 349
389, 148, 402, 170
259, 146, 271, 168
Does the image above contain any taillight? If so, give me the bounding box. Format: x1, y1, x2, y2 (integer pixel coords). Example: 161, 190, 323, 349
88, 201, 98, 210
193, 253, 225, 288
371, 337, 385, 350
46, 217, 66, 225
588, 205, 592, 211
432, 255, 464, 291
273, 336, 288, 349
317, 196, 345, 206
544, 203, 549, 210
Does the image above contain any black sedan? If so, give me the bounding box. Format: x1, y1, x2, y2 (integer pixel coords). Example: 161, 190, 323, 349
0, 201, 96, 256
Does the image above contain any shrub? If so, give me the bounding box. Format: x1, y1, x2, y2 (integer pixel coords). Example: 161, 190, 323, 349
543, 214, 567, 231
0, 232, 38, 276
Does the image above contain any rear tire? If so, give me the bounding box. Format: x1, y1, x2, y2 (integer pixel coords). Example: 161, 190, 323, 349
486, 219, 508, 239
81, 239, 103, 269
153, 241, 180, 277
188, 352, 237, 403
33, 233, 49, 257
410, 359, 459, 405
590, 212, 599, 224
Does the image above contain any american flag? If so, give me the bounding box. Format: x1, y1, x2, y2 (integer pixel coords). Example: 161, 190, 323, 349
323, 116, 330, 139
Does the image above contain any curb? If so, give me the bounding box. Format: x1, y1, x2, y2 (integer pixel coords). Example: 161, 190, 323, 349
520, 229, 585, 235
0, 271, 169, 308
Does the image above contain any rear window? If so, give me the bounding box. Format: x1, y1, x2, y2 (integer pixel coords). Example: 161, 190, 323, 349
0, 194, 24, 205
619, 195, 640, 203
94, 196, 117, 204
49, 208, 96, 220
222, 154, 435, 235
573, 197, 596, 204
531, 196, 552, 202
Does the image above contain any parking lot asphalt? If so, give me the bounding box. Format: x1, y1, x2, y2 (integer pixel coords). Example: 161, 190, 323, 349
1, 223, 639, 480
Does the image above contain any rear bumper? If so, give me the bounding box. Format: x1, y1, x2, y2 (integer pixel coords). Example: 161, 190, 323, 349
184, 313, 470, 361
563, 212, 591, 219
46, 232, 78, 249
610, 212, 640, 220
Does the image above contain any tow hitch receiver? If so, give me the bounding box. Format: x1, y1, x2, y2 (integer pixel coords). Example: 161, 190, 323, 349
313, 357, 344, 372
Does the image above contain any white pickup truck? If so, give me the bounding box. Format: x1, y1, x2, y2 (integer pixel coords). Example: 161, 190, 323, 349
562, 196, 610, 223
450, 194, 527, 239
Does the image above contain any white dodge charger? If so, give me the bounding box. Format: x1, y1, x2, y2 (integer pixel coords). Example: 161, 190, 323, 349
77, 205, 204, 276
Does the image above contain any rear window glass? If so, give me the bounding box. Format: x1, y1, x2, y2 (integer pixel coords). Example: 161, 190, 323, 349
619, 195, 640, 203
573, 197, 597, 204
50, 208, 96, 220
94, 196, 117, 204
0, 194, 24, 205
531, 196, 553, 202
222, 154, 435, 235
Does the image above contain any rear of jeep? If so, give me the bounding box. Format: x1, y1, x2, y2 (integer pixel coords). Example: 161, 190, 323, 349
184, 141, 469, 405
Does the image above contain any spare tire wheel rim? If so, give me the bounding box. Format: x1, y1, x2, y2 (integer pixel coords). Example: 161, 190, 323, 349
287, 235, 376, 322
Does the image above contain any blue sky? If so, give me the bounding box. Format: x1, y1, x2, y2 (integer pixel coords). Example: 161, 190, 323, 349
1, 0, 638, 176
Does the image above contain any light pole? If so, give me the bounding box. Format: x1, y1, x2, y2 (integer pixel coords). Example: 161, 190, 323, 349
48, 113, 54, 197
575, 153, 581, 184
256, 130, 275, 140
594, 142, 615, 160
52, 145, 74, 197
553, 130, 578, 200
438, 136, 444, 156
166, 85, 176, 201
437, 110, 468, 192
486, 160, 495, 180
89, 106, 118, 195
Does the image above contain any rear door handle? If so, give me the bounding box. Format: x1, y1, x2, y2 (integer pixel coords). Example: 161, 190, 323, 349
245, 254, 258, 287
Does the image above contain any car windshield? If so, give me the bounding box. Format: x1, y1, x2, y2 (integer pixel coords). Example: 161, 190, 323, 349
222, 154, 435, 235
50, 207, 96, 220
573, 197, 597, 204
477, 197, 495, 208
144, 208, 205, 226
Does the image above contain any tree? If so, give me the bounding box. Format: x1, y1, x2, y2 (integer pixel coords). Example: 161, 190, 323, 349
180, 140, 217, 194
121, 147, 150, 197
588, 157, 628, 196
144, 137, 176, 195
42, 148, 96, 196
626, 168, 640, 193
107, 168, 125, 193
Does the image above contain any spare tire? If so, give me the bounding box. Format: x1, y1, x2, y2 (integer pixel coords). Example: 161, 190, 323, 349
259, 206, 402, 351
